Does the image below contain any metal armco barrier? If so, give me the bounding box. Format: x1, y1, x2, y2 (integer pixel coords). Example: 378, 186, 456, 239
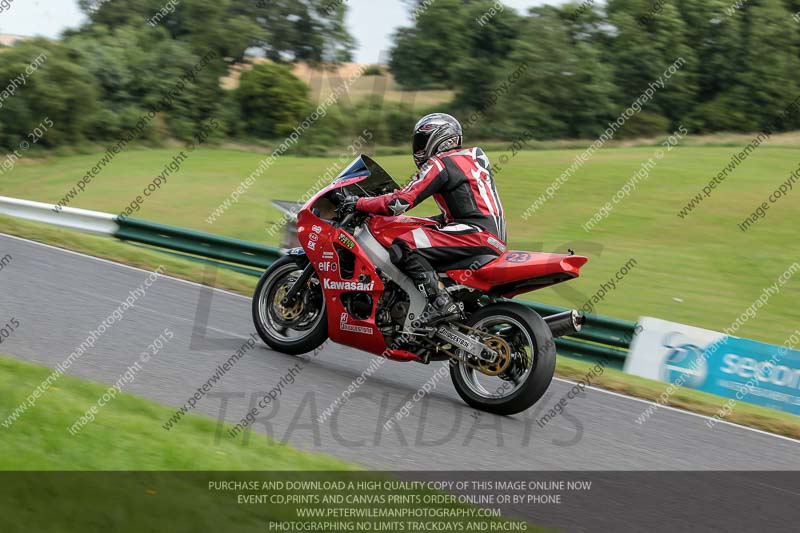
0, 195, 634, 365
115, 218, 283, 269
524, 302, 634, 369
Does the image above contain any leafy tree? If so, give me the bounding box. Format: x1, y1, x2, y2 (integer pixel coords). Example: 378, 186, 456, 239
735, 0, 800, 130
449, 1, 522, 111
78, 0, 354, 64
606, 0, 698, 126
236, 63, 311, 138
66, 25, 207, 141
675, 0, 747, 132
246, 0, 355, 63
493, 7, 618, 139
0, 40, 97, 149
390, 0, 475, 90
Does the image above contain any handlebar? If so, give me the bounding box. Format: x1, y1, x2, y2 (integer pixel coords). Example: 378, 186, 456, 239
339, 211, 356, 228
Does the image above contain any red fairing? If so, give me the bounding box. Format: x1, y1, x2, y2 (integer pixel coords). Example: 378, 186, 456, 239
366, 215, 435, 248
447, 252, 588, 297
297, 209, 391, 356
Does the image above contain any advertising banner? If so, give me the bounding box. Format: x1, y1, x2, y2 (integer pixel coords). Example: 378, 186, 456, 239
625, 317, 800, 415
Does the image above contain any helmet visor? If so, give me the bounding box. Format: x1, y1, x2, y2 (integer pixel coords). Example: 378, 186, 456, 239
412, 131, 431, 167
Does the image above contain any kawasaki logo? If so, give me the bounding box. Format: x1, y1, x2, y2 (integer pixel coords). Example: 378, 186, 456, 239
324, 279, 375, 291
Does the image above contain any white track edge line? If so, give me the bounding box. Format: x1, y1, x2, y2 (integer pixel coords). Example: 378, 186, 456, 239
0, 232, 251, 300
5, 233, 799, 445
554, 377, 800, 445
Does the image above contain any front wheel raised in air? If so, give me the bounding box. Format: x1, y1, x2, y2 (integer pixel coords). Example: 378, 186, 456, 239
252, 256, 327, 355
450, 302, 556, 416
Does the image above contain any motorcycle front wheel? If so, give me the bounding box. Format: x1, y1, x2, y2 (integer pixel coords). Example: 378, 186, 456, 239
449, 302, 556, 415
252, 256, 328, 355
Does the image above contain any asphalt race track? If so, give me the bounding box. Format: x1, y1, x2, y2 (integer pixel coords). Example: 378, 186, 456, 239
2, 233, 799, 471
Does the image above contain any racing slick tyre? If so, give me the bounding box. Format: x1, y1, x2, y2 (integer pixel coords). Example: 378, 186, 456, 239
252, 256, 328, 355
449, 302, 556, 416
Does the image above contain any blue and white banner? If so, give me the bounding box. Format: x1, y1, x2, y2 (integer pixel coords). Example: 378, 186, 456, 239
625, 317, 800, 415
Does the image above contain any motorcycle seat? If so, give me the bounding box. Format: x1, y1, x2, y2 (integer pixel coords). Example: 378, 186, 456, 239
438, 254, 498, 272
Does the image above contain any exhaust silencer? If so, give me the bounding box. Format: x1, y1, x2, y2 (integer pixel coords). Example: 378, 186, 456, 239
545, 310, 585, 338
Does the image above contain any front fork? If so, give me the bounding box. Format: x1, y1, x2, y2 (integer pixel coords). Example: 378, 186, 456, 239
280, 261, 314, 307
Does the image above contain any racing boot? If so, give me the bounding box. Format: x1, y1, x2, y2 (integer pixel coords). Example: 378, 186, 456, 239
391, 245, 460, 327
415, 271, 460, 326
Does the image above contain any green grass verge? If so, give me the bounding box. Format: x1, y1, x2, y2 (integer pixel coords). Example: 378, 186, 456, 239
2, 215, 797, 440
2, 143, 798, 346
0, 355, 544, 532
0, 354, 351, 470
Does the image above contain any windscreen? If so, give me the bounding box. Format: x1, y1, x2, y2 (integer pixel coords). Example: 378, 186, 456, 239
334, 155, 400, 197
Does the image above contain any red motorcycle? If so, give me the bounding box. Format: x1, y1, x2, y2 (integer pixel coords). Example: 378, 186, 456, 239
253, 156, 588, 415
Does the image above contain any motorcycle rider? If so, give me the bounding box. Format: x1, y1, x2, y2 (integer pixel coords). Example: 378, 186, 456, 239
342, 113, 507, 325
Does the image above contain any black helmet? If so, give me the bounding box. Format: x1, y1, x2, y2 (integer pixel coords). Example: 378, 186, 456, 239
412, 113, 463, 168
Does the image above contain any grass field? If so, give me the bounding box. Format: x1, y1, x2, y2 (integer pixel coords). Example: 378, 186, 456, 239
2, 140, 799, 347
0, 355, 542, 532
0, 355, 352, 471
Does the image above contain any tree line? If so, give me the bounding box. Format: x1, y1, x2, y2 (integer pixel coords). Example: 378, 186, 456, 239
0, 0, 356, 151
1, 0, 799, 152
393, 0, 800, 140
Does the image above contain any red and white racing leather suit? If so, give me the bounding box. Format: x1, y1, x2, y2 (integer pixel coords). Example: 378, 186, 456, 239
356, 147, 506, 269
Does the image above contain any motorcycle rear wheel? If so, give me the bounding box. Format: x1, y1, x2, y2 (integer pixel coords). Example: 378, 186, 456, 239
449, 302, 556, 415
252, 256, 328, 355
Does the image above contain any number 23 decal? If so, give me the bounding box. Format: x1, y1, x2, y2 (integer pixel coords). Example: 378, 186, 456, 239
505, 252, 531, 263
